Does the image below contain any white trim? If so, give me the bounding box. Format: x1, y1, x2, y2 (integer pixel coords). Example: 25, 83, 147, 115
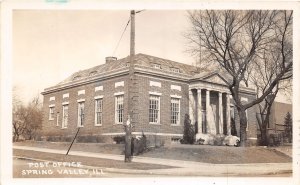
95, 86, 103, 91
150, 81, 161, 87
241, 97, 248, 102
78, 90, 85, 95
171, 97, 181, 125
115, 94, 124, 124
102, 132, 125, 136
114, 92, 124, 96
48, 104, 55, 108
77, 101, 85, 127
62, 104, 68, 129
149, 94, 161, 124
62, 102, 69, 105
171, 85, 181, 91
149, 91, 162, 96
149, 123, 161, 125
49, 96, 55, 101
248, 137, 258, 140
77, 99, 85, 103
94, 95, 104, 99
56, 113, 59, 127
115, 81, 124, 88
170, 95, 182, 99
63, 93, 69, 98
94, 98, 103, 126
101, 132, 183, 137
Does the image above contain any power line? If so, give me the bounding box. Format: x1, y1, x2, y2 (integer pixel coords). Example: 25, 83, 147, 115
112, 10, 145, 56
112, 16, 131, 56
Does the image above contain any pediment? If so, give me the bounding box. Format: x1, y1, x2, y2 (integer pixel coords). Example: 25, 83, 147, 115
202, 73, 228, 86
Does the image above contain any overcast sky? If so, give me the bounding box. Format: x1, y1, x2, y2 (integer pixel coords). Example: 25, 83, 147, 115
13, 10, 196, 103
13, 9, 292, 104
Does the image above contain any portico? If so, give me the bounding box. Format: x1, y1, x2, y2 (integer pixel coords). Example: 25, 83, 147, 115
189, 76, 232, 136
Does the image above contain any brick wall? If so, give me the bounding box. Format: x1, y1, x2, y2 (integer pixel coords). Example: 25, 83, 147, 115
42, 75, 129, 139
42, 73, 188, 142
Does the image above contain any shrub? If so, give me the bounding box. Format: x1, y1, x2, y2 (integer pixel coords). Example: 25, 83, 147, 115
113, 136, 125, 144
182, 114, 195, 144
132, 134, 147, 155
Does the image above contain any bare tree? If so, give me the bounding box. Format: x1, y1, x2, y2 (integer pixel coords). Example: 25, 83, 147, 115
12, 92, 43, 142
185, 10, 292, 146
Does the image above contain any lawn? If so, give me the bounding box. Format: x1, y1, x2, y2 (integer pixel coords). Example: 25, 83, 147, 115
140, 144, 292, 164
13, 149, 174, 170
14, 141, 292, 164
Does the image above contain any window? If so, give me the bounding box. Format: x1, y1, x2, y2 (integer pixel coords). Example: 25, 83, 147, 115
62, 105, 68, 128
56, 113, 59, 126
95, 99, 103, 126
49, 107, 55, 120
89, 71, 97, 76
78, 102, 85, 127
149, 95, 160, 124
152, 63, 161, 69
170, 68, 180, 73
73, 75, 81, 81
171, 98, 180, 125
115, 95, 124, 124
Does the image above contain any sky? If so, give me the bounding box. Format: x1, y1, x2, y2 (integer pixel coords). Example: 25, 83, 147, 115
12, 9, 292, 104
13, 10, 195, 103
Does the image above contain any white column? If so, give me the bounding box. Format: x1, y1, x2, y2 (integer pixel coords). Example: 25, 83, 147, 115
226, 93, 231, 135
218, 92, 223, 134
189, 90, 195, 124
197, 89, 202, 133
206, 89, 210, 133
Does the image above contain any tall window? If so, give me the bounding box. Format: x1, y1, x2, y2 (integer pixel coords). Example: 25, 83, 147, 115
62, 105, 68, 128
115, 95, 124, 124
149, 95, 160, 124
171, 98, 180, 125
78, 102, 85, 127
95, 99, 103, 126
49, 107, 54, 120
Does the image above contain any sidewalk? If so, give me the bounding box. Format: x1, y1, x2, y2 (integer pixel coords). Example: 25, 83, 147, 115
13, 145, 292, 176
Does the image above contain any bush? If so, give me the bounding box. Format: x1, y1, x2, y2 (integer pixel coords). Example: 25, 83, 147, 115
132, 134, 147, 155
113, 136, 125, 144
182, 114, 195, 144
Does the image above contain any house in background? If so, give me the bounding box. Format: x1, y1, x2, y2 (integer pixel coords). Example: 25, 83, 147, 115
41, 53, 258, 145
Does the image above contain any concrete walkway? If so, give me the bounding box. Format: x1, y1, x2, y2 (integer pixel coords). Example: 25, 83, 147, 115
13, 145, 292, 176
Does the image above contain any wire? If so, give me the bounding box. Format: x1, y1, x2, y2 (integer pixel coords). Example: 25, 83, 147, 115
135, 9, 145, 14
112, 16, 131, 56
112, 10, 145, 56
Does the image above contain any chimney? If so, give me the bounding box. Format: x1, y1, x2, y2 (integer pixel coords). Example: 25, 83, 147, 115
105, 56, 117, 63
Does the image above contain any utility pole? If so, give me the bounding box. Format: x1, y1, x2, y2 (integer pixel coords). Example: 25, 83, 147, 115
124, 10, 136, 163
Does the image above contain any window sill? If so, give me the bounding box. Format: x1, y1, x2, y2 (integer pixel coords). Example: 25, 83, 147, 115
114, 123, 123, 125
94, 124, 102, 127
49, 119, 54, 121
77, 126, 84, 128
149, 122, 161, 125
61, 127, 67, 129
171, 124, 181, 127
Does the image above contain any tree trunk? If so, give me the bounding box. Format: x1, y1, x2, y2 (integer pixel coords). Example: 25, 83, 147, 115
260, 126, 268, 146
238, 109, 248, 147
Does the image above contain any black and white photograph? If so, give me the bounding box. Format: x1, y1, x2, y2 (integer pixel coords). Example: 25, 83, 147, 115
1, 0, 299, 185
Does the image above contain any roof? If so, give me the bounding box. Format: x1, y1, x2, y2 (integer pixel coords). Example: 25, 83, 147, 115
56, 53, 201, 86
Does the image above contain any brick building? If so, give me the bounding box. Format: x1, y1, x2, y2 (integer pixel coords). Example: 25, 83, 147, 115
266, 102, 292, 139
41, 53, 258, 145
